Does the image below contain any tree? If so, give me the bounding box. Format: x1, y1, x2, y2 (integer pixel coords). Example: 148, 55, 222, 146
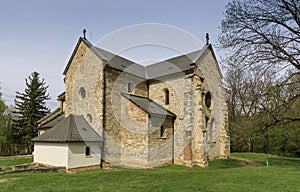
0, 86, 9, 154
225, 66, 300, 156
0, 87, 8, 133
13, 71, 50, 154
219, 0, 300, 72
0, 105, 16, 155
219, 0, 300, 156
225, 65, 273, 152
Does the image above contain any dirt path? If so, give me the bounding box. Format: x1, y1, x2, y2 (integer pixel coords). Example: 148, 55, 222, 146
231, 156, 262, 167
0, 178, 18, 183
0, 179, 9, 183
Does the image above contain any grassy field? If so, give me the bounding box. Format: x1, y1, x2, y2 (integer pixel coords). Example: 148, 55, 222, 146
0, 153, 299, 192
0, 156, 33, 171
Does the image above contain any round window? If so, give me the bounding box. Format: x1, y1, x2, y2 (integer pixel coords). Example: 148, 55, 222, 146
205, 92, 212, 108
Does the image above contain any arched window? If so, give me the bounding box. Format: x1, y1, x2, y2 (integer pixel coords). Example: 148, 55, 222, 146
87, 114, 92, 123
79, 87, 86, 99
85, 146, 91, 156
164, 88, 169, 105
128, 82, 132, 93
205, 91, 212, 108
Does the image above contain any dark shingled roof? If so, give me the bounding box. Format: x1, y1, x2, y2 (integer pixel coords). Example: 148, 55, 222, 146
121, 93, 176, 117
145, 53, 195, 79
94, 46, 203, 80
94, 47, 147, 79
39, 114, 65, 129
63, 38, 222, 80
33, 115, 102, 142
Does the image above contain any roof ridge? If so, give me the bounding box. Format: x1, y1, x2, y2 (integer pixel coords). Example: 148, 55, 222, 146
64, 37, 214, 80
95, 45, 203, 67
192, 44, 223, 78
191, 44, 209, 63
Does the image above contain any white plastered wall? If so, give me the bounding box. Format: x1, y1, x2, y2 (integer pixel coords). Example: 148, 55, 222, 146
34, 142, 68, 167
67, 142, 101, 169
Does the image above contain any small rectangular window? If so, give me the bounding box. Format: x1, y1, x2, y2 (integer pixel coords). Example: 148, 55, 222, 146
160, 125, 165, 137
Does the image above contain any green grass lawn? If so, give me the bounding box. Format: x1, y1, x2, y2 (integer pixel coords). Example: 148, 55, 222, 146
0, 155, 32, 170
0, 153, 299, 192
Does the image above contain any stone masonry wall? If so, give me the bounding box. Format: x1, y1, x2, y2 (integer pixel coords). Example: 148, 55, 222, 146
64, 41, 104, 137
120, 96, 149, 167
104, 68, 149, 166
148, 115, 174, 167
148, 73, 196, 166
195, 48, 230, 160
190, 68, 209, 167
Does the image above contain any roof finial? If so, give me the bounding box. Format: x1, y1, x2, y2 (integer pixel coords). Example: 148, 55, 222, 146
83, 29, 87, 39
206, 33, 210, 45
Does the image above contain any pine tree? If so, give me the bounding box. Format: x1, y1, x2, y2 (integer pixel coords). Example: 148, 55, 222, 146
13, 71, 50, 154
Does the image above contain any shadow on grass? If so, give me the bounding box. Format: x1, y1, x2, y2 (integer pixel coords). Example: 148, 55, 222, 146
208, 158, 243, 169
231, 152, 300, 168
267, 157, 300, 167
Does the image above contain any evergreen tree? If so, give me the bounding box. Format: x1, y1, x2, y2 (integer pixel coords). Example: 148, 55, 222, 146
13, 71, 50, 154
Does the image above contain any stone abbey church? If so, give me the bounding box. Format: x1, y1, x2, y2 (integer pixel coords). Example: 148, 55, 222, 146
33, 34, 230, 170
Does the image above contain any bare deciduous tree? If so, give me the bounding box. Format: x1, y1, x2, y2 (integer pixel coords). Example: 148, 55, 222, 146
219, 0, 300, 72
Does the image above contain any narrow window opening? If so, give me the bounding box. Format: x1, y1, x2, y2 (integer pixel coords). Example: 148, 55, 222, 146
87, 114, 92, 123
205, 91, 212, 108
85, 146, 91, 156
79, 87, 86, 99
160, 125, 165, 138
164, 88, 169, 105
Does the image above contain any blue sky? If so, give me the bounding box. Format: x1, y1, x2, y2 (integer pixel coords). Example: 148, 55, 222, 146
0, 0, 230, 110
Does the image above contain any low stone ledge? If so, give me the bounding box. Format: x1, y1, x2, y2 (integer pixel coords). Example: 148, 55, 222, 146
0, 163, 66, 174
66, 165, 101, 173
